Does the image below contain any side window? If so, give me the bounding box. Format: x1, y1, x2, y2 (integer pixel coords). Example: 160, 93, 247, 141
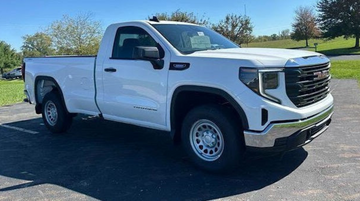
112, 26, 162, 59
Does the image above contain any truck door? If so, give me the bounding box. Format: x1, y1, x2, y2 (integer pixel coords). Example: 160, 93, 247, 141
97, 26, 169, 130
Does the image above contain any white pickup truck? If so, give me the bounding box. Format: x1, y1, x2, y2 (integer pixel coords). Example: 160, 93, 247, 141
24, 18, 333, 172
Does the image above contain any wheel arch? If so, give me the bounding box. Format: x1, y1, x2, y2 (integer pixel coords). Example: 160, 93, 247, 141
34, 76, 68, 114
170, 85, 249, 143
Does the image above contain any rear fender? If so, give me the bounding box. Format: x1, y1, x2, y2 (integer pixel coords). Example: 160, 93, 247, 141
34, 76, 68, 114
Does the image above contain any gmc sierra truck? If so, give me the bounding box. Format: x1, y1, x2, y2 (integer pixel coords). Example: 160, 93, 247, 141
23, 18, 333, 172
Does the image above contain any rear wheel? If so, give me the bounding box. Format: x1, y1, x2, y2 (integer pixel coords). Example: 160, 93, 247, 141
42, 91, 73, 133
181, 104, 244, 173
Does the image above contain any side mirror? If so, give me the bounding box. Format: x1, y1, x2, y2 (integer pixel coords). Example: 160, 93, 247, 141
133, 46, 164, 70
133, 46, 160, 60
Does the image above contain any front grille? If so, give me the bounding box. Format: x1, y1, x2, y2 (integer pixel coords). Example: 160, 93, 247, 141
285, 62, 331, 107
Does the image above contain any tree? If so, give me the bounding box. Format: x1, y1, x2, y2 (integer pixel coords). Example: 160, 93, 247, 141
317, 0, 360, 48
0, 41, 21, 74
253, 35, 272, 42
270, 34, 279, 41
47, 13, 103, 55
279, 29, 291, 39
151, 10, 209, 26
21, 32, 55, 57
291, 6, 320, 47
212, 14, 253, 45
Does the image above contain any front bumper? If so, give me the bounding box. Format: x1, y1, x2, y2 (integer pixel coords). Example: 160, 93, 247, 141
244, 105, 333, 151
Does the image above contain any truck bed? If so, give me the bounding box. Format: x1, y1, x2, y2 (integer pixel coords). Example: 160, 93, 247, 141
24, 56, 100, 115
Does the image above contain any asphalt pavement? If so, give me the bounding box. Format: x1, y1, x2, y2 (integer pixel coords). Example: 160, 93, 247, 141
327, 55, 360, 61
0, 79, 359, 200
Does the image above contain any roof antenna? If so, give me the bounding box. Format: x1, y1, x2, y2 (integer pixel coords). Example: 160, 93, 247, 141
150, 16, 160, 22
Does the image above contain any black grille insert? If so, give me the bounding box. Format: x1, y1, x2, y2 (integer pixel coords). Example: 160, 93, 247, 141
285, 62, 330, 107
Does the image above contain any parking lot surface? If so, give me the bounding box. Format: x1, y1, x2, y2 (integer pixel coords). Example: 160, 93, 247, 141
328, 55, 360, 61
0, 79, 359, 201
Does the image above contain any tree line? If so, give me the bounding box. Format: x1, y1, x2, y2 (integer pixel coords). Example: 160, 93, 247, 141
0, 41, 22, 74
252, 29, 291, 43
1, 0, 359, 73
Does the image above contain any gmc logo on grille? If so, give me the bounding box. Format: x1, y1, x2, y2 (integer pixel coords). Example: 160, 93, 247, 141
314, 70, 329, 80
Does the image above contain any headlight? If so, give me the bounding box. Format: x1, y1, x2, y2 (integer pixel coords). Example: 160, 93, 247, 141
239, 67, 283, 103
261, 72, 278, 89
239, 68, 259, 92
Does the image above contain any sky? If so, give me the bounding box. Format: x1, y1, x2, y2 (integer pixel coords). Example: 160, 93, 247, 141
0, 0, 319, 52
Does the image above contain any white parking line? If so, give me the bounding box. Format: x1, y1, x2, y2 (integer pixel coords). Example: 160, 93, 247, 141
0, 124, 38, 134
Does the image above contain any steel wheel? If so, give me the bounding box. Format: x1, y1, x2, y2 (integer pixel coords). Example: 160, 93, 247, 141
41, 91, 73, 133
182, 104, 245, 172
44, 100, 58, 126
190, 119, 225, 161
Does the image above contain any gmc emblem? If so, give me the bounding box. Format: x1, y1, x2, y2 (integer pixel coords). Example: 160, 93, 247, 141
314, 70, 329, 80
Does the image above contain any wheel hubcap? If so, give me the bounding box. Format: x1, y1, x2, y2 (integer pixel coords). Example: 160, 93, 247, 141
202, 131, 217, 147
190, 119, 224, 161
45, 101, 58, 126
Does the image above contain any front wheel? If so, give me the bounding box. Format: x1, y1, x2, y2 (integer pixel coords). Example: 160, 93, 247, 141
42, 91, 73, 133
181, 105, 244, 173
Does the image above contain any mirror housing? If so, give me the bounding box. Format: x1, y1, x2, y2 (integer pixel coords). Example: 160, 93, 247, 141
133, 46, 160, 60
133, 46, 163, 70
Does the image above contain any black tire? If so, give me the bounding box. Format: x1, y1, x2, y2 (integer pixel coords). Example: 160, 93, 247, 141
42, 91, 73, 133
181, 104, 245, 173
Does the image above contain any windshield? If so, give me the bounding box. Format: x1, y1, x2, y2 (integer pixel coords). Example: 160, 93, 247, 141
152, 24, 239, 54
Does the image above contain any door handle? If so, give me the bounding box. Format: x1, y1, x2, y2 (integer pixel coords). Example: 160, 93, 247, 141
104, 67, 117, 72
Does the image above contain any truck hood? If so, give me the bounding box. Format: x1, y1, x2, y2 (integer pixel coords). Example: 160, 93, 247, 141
188, 48, 327, 67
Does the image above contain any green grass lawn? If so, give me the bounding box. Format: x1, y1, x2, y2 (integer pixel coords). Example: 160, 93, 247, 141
331, 60, 360, 82
246, 37, 360, 55
0, 79, 25, 106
